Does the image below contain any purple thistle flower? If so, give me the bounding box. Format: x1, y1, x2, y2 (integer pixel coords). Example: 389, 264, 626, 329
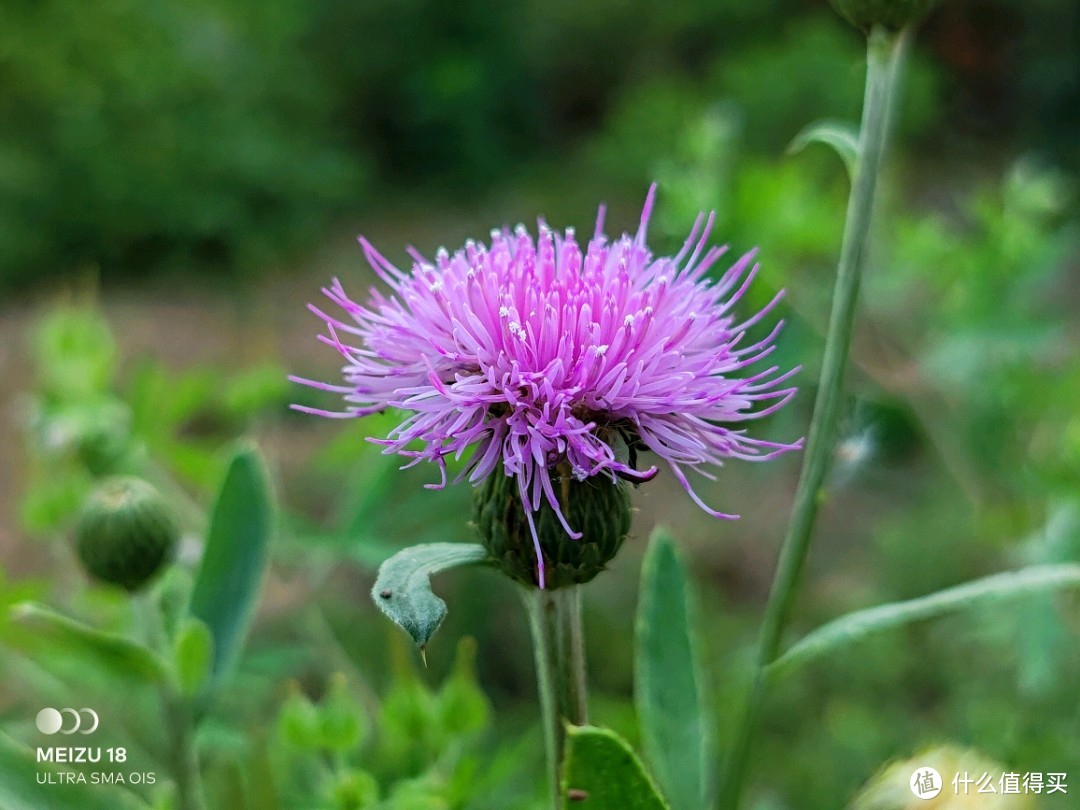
292, 185, 802, 588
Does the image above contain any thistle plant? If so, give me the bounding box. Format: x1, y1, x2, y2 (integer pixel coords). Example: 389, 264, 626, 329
291, 5, 1080, 809
292, 188, 802, 801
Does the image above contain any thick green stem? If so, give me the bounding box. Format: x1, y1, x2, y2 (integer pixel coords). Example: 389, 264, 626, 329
523, 585, 588, 808
719, 25, 911, 808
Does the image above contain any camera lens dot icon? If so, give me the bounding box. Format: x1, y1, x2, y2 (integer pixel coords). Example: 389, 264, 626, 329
36, 708, 63, 735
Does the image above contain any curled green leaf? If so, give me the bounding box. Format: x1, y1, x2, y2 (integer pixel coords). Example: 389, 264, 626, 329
371, 543, 489, 653
788, 119, 860, 181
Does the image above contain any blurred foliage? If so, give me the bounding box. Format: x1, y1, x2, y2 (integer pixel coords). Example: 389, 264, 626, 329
19, 302, 291, 533
0, 0, 1076, 289
0, 0, 366, 289
266, 638, 528, 810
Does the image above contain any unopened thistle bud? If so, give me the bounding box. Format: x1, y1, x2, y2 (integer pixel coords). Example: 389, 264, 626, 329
75, 477, 179, 591
474, 466, 631, 590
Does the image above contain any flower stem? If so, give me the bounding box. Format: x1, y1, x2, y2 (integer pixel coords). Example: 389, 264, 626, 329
164, 694, 207, 810
719, 24, 911, 808
135, 592, 207, 810
523, 585, 588, 808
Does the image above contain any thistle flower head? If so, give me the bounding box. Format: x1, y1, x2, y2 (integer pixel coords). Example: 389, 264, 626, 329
292, 185, 802, 588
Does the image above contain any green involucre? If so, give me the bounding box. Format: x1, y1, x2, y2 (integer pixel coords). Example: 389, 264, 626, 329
474, 471, 631, 590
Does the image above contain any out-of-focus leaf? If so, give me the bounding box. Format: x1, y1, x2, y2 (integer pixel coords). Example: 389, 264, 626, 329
189, 443, 273, 693
371, 543, 489, 653
788, 119, 859, 180
0, 731, 151, 810
318, 673, 366, 751
1016, 502, 1080, 695
634, 529, 710, 810
562, 726, 670, 809
222, 363, 291, 419
377, 637, 440, 774
769, 564, 1080, 680
921, 324, 1063, 388
33, 305, 117, 400
332, 769, 380, 808
436, 637, 492, 737
173, 617, 214, 697
280, 527, 402, 571
277, 681, 322, 749
19, 471, 93, 534
127, 361, 221, 440
5, 602, 167, 684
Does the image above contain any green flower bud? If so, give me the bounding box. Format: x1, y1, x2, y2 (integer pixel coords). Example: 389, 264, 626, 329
277, 681, 322, 749
473, 467, 631, 590
436, 637, 491, 737
74, 477, 179, 591
318, 673, 366, 752
331, 769, 379, 810
829, 0, 939, 31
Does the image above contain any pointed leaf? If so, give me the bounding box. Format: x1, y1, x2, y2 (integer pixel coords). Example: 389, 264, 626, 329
0, 731, 151, 810
635, 529, 712, 810
189, 443, 273, 692
769, 564, 1080, 680
562, 726, 670, 809
173, 617, 214, 697
634, 529, 710, 810
6, 602, 168, 684
371, 543, 489, 651
788, 120, 860, 180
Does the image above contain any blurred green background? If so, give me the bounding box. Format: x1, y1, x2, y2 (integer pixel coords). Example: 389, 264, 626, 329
1, 0, 1078, 807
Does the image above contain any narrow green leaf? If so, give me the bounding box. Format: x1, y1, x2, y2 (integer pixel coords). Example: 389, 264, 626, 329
769, 564, 1080, 680
6, 602, 167, 684
371, 543, 489, 651
788, 119, 860, 180
189, 443, 273, 691
634, 529, 710, 810
0, 731, 151, 810
173, 617, 214, 697
562, 725, 670, 810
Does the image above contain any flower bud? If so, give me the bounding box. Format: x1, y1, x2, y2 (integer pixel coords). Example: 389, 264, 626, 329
278, 681, 322, 749
75, 477, 179, 591
474, 467, 631, 590
829, 0, 939, 31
